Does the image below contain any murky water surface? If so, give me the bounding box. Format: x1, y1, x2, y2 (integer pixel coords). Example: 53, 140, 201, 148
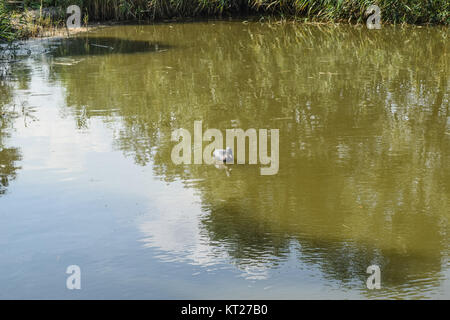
0, 22, 449, 299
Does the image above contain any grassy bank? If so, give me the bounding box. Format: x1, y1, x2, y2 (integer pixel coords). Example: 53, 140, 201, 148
1, 1, 17, 41
80, 0, 449, 24
1, 0, 449, 41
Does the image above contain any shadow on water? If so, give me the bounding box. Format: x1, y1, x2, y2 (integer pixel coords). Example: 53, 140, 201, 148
45, 37, 172, 58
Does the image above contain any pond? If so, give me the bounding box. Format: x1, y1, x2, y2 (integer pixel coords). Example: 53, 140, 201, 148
0, 21, 449, 299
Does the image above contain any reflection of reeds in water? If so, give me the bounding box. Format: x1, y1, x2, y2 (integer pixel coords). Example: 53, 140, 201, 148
52, 23, 449, 171
48, 23, 449, 295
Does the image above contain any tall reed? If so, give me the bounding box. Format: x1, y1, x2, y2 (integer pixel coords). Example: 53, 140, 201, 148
79, 0, 450, 24
0, 2, 16, 42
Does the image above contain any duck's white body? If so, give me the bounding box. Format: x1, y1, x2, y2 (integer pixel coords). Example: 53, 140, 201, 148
213, 147, 233, 163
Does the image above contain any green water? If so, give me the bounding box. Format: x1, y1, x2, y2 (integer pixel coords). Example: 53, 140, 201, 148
0, 21, 449, 299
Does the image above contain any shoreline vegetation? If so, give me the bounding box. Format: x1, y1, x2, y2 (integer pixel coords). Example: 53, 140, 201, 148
0, 0, 449, 42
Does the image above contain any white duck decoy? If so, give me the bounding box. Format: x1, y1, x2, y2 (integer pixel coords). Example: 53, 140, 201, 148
213, 147, 233, 163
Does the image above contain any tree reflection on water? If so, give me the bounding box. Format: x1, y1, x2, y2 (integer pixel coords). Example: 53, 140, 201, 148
27, 23, 450, 297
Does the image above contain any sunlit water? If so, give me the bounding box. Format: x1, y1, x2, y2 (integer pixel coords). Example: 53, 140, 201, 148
0, 21, 449, 299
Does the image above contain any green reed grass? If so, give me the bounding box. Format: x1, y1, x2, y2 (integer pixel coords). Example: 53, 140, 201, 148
12, 0, 450, 23
0, 2, 16, 42
1, 0, 449, 41
75, 0, 450, 24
